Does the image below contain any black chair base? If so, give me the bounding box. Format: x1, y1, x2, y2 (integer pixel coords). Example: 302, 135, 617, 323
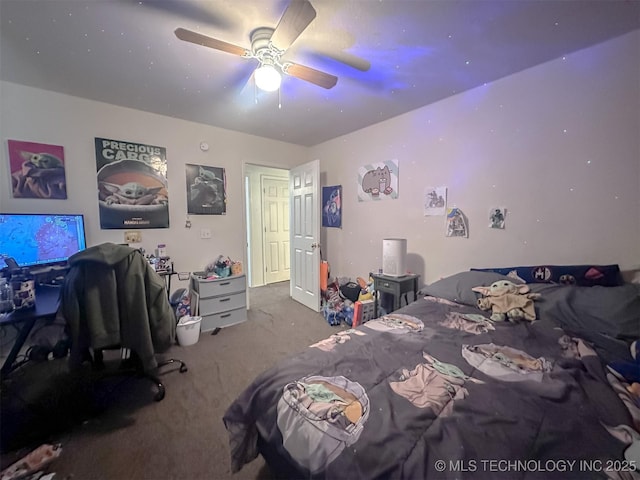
154, 358, 188, 401
92, 350, 187, 402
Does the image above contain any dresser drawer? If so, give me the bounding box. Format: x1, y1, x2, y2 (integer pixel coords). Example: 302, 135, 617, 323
191, 274, 246, 298
201, 307, 247, 332
375, 280, 399, 294
199, 291, 246, 315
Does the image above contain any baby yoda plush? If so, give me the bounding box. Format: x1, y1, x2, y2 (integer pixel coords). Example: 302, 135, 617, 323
471, 280, 541, 322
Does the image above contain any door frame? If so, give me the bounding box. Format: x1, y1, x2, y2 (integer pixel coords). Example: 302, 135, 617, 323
261, 174, 290, 285
242, 163, 290, 292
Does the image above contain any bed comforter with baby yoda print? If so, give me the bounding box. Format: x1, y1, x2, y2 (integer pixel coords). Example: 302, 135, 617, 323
223, 296, 638, 479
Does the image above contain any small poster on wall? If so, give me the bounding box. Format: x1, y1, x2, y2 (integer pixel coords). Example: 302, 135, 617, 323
357, 159, 399, 202
489, 207, 506, 229
446, 207, 468, 237
95, 137, 169, 229
424, 186, 447, 216
322, 185, 342, 228
7, 139, 67, 199
185, 164, 227, 215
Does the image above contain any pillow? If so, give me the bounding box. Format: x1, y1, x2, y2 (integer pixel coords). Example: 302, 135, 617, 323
471, 264, 622, 287
420, 271, 523, 306
530, 282, 640, 342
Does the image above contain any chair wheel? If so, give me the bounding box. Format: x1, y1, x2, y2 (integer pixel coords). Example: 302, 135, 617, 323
154, 385, 166, 401
160, 358, 188, 373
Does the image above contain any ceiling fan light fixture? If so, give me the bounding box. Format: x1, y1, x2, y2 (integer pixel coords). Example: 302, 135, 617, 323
176, 1, 339, 92
255, 63, 282, 92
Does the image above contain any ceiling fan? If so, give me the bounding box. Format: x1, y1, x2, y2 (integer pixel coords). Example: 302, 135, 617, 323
174, 0, 338, 92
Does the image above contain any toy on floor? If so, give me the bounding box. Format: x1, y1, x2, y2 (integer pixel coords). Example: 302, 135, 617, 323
322, 279, 345, 326
322, 276, 375, 326
357, 276, 374, 302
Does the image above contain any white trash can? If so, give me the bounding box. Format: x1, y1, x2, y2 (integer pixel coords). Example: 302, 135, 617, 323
176, 316, 202, 346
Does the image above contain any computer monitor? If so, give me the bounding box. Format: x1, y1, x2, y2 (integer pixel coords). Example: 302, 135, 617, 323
0, 213, 87, 270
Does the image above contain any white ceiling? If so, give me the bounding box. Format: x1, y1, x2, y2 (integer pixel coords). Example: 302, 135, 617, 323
1, 0, 639, 147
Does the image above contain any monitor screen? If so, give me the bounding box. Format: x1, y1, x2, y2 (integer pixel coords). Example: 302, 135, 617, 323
0, 213, 87, 269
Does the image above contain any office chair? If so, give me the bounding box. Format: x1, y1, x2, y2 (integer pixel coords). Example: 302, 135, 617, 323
59, 243, 187, 402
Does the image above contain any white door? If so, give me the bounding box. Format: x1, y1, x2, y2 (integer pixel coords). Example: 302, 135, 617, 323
290, 160, 320, 312
262, 176, 290, 284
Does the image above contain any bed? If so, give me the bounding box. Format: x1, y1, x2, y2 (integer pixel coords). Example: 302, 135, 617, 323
223, 267, 640, 479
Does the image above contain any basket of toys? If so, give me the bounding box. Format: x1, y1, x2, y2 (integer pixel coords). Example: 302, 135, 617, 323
205, 255, 232, 278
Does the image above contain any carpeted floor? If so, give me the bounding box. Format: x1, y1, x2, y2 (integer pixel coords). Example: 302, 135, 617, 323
0, 281, 344, 479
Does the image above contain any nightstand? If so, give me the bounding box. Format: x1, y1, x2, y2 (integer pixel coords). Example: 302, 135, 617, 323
371, 273, 420, 317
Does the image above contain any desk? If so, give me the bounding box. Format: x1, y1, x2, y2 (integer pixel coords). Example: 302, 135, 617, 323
372, 273, 420, 317
157, 270, 176, 296
0, 285, 61, 375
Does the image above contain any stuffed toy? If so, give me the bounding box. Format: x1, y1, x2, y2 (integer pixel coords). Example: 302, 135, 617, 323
471, 280, 541, 322
357, 276, 374, 301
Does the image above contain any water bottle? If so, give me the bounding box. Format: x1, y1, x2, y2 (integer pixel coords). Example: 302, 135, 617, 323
0, 277, 15, 314
156, 244, 167, 258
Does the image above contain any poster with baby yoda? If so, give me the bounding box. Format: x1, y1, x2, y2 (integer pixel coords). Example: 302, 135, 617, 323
357, 159, 398, 202
8, 139, 67, 199
185, 164, 226, 215
95, 137, 169, 229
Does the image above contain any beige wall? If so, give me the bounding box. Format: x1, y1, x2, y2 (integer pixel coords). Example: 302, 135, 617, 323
0, 83, 307, 288
1, 31, 638, 290
312, 31, 640, 285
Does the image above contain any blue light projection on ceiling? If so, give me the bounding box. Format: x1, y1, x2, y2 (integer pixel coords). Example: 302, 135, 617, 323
229, 0, 621, 123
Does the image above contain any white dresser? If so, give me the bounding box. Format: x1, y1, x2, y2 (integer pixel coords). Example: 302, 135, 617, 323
190, 273, 247, 332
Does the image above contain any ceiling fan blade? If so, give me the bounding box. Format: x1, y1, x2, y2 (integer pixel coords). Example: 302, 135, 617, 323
174, 28, 250, 57
284, 63, 338, 89
270, 0, 317, 52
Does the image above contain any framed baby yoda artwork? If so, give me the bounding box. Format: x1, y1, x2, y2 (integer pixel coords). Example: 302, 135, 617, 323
95, 137, 169, 229
185, 164, 227, 215
357, 159, 398, 202
7, 139, 67, 199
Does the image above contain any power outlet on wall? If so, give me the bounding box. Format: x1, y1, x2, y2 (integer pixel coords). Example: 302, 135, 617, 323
200, 228, 212, 239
